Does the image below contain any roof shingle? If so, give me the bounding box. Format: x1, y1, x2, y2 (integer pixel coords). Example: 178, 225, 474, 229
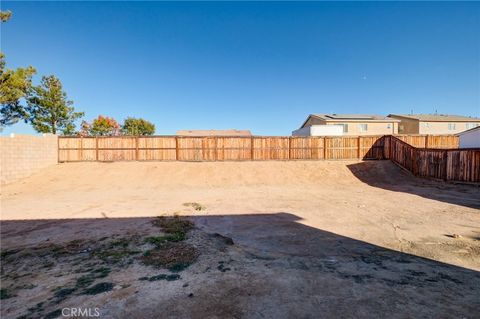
388, 114, 480, 122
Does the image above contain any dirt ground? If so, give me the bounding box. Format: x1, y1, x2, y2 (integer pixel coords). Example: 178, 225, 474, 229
1, 160, 479, 318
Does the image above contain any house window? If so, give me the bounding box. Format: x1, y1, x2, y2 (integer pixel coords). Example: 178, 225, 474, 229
338, 124, 348, 133
466, 123, 478, 130
423, 122, 429, 128
387, 123, 391, 129
358, 124, 368, 132
448, 123, 456, 130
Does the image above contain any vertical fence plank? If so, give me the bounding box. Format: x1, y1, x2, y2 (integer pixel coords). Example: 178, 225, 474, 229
323, 138, 327, 160
357, 136, 361, 159
251, 137, 254, 160
57, 136, 60, 162
135, 136, 139, 161
175, 136, 179, 160
80, 136, 83, 161
443, 150, 448, 181
95, 137, 99, 161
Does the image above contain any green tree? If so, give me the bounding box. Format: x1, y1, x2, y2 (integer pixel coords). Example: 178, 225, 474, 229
27, 75, 84, 135
89, 115, 121, 136
122, 117, 155, 135
0, 53, 37, 126
0, 10, 12, 22
0, 10, 37, 127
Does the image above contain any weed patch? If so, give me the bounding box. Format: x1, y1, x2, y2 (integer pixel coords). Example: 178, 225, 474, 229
138, 274, 180, 281
76, 267, 111, 288
140, 242, 198, 271
183, 202, 206, 211
93, 266, 111, 278
93, 248, 141, 264
53, 287, 76, 302
0, 288, 14, 300
1, 249, 20, 259
76, 275, 95, 288
151, 216, 194, 235
82, 282, 114, 295
145, 233, 185, 246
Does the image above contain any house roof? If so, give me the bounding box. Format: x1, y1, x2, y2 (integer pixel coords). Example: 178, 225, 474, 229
456, 125, 480, 136
176, 129, 252, 136
301, 114, 399, 128
388, 114, 480, 122
312, 114, 399, 121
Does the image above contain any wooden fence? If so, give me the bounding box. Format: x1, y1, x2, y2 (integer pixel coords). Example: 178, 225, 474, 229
385, 136, 480, 183
393, 134, 459, 149
58, 134, 458, 162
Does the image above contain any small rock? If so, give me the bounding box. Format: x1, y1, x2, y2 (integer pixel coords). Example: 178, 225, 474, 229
452, 234, 462, 239
188, 293, 194, 298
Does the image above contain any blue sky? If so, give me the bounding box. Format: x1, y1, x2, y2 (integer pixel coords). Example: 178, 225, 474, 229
1, 1, 479, 135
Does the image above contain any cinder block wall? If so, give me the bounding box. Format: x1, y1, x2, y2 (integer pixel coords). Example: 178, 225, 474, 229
1, 134, 58, 185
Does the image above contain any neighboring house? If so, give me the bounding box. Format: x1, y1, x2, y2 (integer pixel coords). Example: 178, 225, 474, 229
457, 126, 480, 148
176, 129, 252, 136
388, 114, 480, 135
298, 114, 400, 136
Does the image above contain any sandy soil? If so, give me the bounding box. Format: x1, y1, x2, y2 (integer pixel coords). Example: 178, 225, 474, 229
1, 161, 479, 318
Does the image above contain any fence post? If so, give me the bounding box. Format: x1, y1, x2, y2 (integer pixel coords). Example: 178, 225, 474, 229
323, 137, 327, 160
357, 136, 361, 159
57, 136, 60, 163
135, 136, 139, 161
382, 136, 386, 159
95, 137, 99, 161
411, 148, 416, 175
214, 137, 218, 161
443, 150, 448, 181
80, 136, 83, 161
390, 136, 393, 160
425, 135, 428, 149
288, 137, 291, 160
175, 136, 179, 161
251, 137, 254, 161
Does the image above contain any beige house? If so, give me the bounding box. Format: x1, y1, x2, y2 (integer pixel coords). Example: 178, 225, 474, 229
299, 114, 400, 136
388, 114, 480, 134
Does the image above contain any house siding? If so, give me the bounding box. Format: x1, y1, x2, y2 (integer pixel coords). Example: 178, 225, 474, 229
301, 116, 399, 136
397, 118, 420, 134
390, 115, 480, 135
418, 121, 480, 135
324, 122, 398, 135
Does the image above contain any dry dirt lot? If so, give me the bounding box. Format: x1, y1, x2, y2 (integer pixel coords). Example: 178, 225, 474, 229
1, 160, 479, 318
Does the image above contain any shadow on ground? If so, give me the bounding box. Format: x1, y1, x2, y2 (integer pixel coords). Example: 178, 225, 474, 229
347, 161, 480, 209
1, 212, 479, 318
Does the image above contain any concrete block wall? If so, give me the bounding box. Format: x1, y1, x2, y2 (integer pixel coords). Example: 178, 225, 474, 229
1, 134, 58, 185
